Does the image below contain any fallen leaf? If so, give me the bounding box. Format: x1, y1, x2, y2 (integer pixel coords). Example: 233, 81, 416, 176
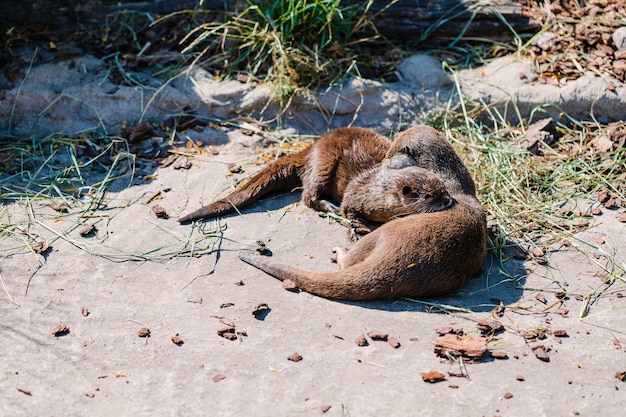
434, 334, 487, 359
51, 324, 70, 336
388, 337, 401, 349
421, 371, 446, 383
152, 205, 168, 219
81, 307, 89, 317
366, 331, 388, 341
503, 392, 513, 399
592, 235, 605, 245
219, 318, 236, 328
287, 353, 303, 362
171, 335, 184, 346
618, 213, 626, 223
355, 334, 368, 346
137, 327, 150, 337
535, 293, 547, 304
32, 241, 50, 255
213, 374, 226, 383
532, 345, 550, 362
252, 303, 270, 319
50, 202, 69, 213
321, 405, 332, 414
490, 350, 509, 359
78, 224, 97, 237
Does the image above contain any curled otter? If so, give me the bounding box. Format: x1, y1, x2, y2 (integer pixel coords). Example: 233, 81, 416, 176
239, 125, 488, 300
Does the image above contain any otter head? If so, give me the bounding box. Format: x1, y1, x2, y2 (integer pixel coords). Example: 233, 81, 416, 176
398, 171, 454, 213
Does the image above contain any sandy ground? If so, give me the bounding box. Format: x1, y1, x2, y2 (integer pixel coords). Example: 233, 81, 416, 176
1, 45, 625, 416
1, 139, 625, 416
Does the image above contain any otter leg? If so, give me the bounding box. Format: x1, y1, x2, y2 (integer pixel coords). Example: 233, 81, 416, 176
332, 231, 378, 268
315, 199, 340, 214
347, 218, 379, 241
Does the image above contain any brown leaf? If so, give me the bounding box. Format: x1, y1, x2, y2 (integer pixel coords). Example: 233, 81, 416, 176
355, 334, 368, 346
434, 334, 487, 359
171, 335, 184, 345
172, 155, 191, 170
535, 293, 547, 304
252, 303, 270, 319
152, 205, 168, 218
287, 353, 303, 362
51, 324, 70, 336
213, 374, 226, 383
321, 405, 332, 414
219, 318, 236, 328
435, 326, 455, 335
228, 163, 243, 174
593, 235, 606, 245
532, 345, 550, 362
617, 212, 626, 223
137, 327, 150, 337
78, 224, 97, 237
388, 337, 401, 349
81, 307, 90, 317
50, 202, 69, 213
32, 241, 50, 255
503, 392, 514, 399
490, 351, 509, 359
516, 375, 525, 381
531, 247, 545, 257
421, 370, 446, 383
366, 331, 388, 341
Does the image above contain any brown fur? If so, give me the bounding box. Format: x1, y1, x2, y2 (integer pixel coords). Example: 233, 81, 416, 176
339, 165, 454, 235
385, 125, 476, 196
239, 194, 487, 300
178, 127, 389, 223
239, 125, 488, 300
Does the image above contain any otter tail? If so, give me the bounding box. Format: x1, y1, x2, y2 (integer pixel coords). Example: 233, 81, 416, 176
239, 252, 396, 301
178, 148, 311, 223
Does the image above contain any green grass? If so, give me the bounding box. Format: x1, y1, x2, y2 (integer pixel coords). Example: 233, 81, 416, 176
180, 0, 385, 99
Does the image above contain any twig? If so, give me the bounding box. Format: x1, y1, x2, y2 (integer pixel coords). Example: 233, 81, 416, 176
0, 269, 20, 306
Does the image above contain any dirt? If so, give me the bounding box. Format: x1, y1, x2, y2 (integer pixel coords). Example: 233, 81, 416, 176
1, 5, 626, 416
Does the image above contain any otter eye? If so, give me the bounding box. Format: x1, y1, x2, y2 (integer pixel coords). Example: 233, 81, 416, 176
402, 185, 420, 198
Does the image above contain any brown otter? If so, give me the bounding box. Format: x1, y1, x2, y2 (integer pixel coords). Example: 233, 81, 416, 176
339, 165, 455, 235
239, 125, 488, 300
385, 125, 476, 197
178, 127, 390, 223
239, 193, 487, 300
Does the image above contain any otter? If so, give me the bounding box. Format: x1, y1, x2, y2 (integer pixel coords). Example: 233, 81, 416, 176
339, 165, 454, 236
239, 125, 488, 300
239, 193, 487, 300
385, 125, 476, 197
178, 127, 390, 223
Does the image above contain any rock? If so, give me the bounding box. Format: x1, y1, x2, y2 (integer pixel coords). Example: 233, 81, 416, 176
397, 54, 452, 90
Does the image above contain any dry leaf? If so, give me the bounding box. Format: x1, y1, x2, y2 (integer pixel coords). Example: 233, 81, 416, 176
51, 324, 70, 336
421, 371, 446, 383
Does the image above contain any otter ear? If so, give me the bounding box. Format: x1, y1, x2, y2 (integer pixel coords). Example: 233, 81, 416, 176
402, 185, 420, 199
